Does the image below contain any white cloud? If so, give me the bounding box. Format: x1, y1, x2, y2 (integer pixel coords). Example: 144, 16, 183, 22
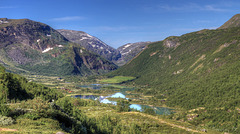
154, 3, 231, 12
50, 16, 85, 21
202, 5, 229, 12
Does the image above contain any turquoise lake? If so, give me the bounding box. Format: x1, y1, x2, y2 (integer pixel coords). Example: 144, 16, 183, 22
75, 84, 173, 115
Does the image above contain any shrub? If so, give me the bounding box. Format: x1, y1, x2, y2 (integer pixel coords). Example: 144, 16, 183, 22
0, 115, 14, 126
116, 100, 130, 112
0, 104, 10, 116
56, 97, 73, 115
143, 107, 156, 116
20, 98, 53, 120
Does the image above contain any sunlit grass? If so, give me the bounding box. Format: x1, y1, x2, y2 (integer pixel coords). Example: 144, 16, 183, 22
99, 76, 136, 84
3, 118, 68, 134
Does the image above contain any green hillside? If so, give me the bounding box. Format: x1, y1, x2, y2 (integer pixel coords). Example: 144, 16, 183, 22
0, 64, 62, 102
111, 26, 240, 105
109, 20, 240, 132
219, 14, 240, 29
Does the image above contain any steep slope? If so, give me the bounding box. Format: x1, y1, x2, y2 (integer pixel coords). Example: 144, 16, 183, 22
111, 27, 240, 107
116, 41, 151, 66
0, 18, 117, 76
57, 29, 153, 66
110, 22, 240, 132
218, 14, 240, 29
57, 29, 121, 62
0, 64, 62, 102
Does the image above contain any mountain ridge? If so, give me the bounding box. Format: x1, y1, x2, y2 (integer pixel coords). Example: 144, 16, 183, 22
116, 41, 151, 66
109, 13, 240, 108
218, 14, 240, 29
0, 18, 117, 76
109, 14, 240, 132
57, 29, 121, 62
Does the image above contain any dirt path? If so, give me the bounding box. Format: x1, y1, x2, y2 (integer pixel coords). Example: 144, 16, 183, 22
0, 128, 18, 132
120, 112, 204, 134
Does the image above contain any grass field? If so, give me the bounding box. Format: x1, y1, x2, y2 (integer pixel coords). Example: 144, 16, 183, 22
79, 104, 220, 134
99, 76, 136, 84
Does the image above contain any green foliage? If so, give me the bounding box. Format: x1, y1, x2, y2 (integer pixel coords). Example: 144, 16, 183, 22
20, 98, 53, 120
109, 25, 240, 132
0, 115, 14, 126
143, 107, 156, 116
0, 65, 5, 73
56, 97, 73, 116
99, 76, 136, 84
116, 100, 130, 112
13, 118, 65, 133
0, 103, 10, 116
0, 65, 63, 103
219, 14, 240, 29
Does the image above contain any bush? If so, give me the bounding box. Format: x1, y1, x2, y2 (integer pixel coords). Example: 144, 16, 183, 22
20, 98, 53, 120
116, 100, 130, 112
143, 107, 156, 116
56, 97, 73, 115
0, 115, 14, 126
0, 104, 10, 116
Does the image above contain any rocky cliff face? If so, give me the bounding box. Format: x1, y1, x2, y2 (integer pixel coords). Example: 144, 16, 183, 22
57, 29, 121, 62
57, 29, 153, 66
0, 18, 117, 76
0, 18, 68, 50
116, 41, 151, 66
163, 36, 180, 48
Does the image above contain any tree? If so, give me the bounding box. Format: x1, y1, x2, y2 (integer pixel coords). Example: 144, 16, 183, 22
116, 100, 130, 112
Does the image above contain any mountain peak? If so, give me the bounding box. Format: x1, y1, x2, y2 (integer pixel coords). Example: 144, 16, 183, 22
218, 14, 240, 29
57, 29, 121, 62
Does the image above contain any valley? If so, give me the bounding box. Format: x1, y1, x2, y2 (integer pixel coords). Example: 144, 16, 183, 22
1, 12, 240, 134
0, 72, 218, 134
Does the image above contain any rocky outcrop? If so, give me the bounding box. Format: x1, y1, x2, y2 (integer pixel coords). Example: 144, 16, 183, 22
0, 18, 68, 50
57, 29, 153, 66
116, 41, 151, 66
163, 37, 180, 48
57, 29, 121, 62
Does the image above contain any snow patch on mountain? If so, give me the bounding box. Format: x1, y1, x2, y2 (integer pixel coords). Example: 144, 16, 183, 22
122, 44, 131, 50
57, 29, 121, 62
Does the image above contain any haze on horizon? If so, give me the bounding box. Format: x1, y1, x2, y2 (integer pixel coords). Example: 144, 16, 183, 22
1, 0, 240, 48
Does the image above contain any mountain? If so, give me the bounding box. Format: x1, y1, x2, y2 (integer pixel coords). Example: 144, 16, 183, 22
116, 41, 151, 66
0, 18, 117, 76
57, 29, 151, 66
57, 29, 121, 62
109, 14, 240, 132
218, 14, 240, 29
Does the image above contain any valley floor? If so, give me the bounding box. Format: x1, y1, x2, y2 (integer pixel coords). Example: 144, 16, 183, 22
0, 74, 226, 134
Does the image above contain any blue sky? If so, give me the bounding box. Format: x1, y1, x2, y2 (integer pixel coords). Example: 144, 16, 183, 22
0, 0, 240, 48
